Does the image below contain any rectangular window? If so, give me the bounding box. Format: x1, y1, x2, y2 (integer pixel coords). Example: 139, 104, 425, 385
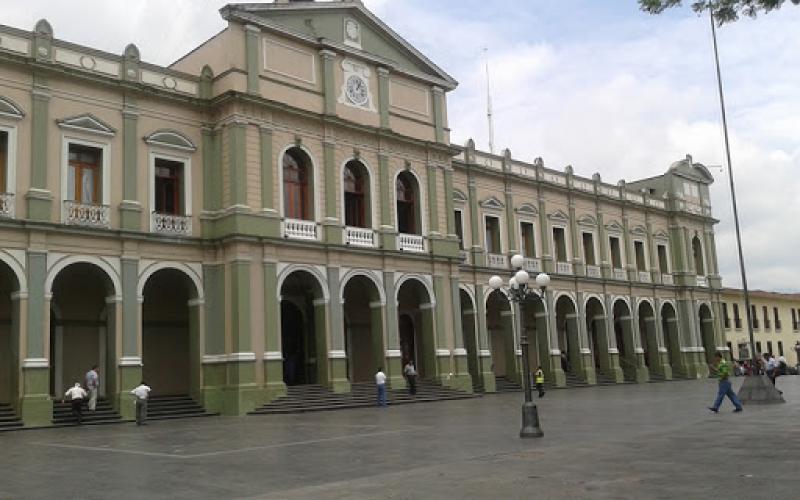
763, 306, 770, 330
520, 222, 536, 258
774, 307, 781, 330
792, 309, 797, 330
454, 210, 464, 250
778, 341, 784, 356
657, 244, 669, 273
68, 144, 102, 204
767, 341, 773, 355
154, 158, 184, 215
485, 216, 501, 254
582, 232, 595, 266
722, 303, 730, 329
634, 241, 646, 272
0, 130, 8, 193
726, 342, 733, 356
751, 305, 759, 329
553, 227, 567, 262
733, 304, 742, 329
756, 341, 762, 354
609, 236, 622, 269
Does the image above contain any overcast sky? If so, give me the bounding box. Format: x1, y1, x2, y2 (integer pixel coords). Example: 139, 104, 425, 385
2, 0, 798, 292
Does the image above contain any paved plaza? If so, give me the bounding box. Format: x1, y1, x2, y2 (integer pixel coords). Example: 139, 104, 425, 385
1, 377, 799, 499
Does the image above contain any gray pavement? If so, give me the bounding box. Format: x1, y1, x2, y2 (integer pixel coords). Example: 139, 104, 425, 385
1, 377, 799, 499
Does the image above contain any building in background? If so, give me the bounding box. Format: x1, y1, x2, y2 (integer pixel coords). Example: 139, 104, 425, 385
0, 0, 728, 428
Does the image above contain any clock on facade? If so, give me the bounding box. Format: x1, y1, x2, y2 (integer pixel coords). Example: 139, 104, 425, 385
345, 74, 369, 106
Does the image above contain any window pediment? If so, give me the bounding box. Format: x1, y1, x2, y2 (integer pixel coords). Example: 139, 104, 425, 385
630, 225, 648, 237
479, 196, 504, 211
653, 230, 669, 241
577, 214, 597, 227
144, 129, 197, 152
452, 188, 468, 204
57, 114, 116, 137
547, 209, 569, 224
0, 97, 24, 120
515, 203, 538, 217
605, 220, 624, 234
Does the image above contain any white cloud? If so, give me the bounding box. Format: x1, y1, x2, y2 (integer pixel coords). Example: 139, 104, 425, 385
0, 0, 797, 291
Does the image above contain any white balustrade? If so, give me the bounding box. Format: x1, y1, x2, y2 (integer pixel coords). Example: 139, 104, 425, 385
398, 233, 425, 253
661, 274, 674, 285
63, 200, 110, 228
696, 275, 708, 287
284, 218, 317, 240
523, 257, 541, 273
638, 271, 652, 283
556, 261, 573, 275
585, 265, 601, 278
613, 269, 627, 281
0, 193, 14, 218
152, 212, 192, 236
344, 227, 375, 247
487, 253, 508, 269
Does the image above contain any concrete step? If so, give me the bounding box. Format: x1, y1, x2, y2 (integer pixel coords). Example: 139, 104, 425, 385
0, 403, 22, 431
144, 394, 218, 421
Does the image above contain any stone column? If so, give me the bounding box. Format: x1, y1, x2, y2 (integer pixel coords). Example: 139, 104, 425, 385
378, 152, 396, 251
188, 298, 204, 402
202, 128, 222, 213
244, 24, 261, 96
201, 263, 227, 412
504, 186, 517, 256
313, 298, 332, 388
120, 96, 141, 230
327, 266, 349, 393
575, 294, 596, 384
382, 271, 402, 388
20, 250, 49, 426
432, 276, 452, 385
26, 74, 52, 221
653, 301, 673, 379
449, 276, 471, 392
432, 86, 445, 144
377, 67, 391, 129
115, 257, 141, 419
427, 164, 440, 237
320, 50, 337, 116
569, 201, 583, 276
597, 211, 611, 279
260, 260, 285, 401
475, 284, 495, 392
604, 296, 625, 383
227, 122, 248, 209
545, 289, 566, 387
323, 138, 341, 244
468, 175, 485, 267
627, 305, 650, 383
224, 258, 259, 416
538, 197, 553, 274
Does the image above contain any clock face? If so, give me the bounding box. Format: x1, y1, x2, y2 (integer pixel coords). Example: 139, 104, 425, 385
345, 75, 368, 106
345, 20, 359, 41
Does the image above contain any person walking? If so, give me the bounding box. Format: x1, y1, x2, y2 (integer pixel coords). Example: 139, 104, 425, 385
85, 365, 99, 412
708, 352, 743, 414
403, 360, 417, 395
534, 366, 545, 398
375, 367, 387, 407
63, 382, 88, 425
765, 353, 778, 386
131, 381, 151, 426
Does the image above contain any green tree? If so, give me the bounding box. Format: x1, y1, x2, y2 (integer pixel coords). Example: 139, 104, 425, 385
639, 0, 800, 24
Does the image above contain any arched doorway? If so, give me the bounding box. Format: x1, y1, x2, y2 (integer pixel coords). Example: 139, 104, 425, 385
699, 303, 716, 364
280, 270, 326, 386
585, 297, 612, 379
521, 292, 548, 383
0, 261, 20, 410
50, 263, 116, 399
459, 288, 480, 390
486, 289, 517, 383
637, 301, 659, 370
661, 302, 682, 376
612, 299, 638, 382
141, 268, 200, 397
555, 295, 582, 379
342, 275, 384, 383
397, 278, 435, 380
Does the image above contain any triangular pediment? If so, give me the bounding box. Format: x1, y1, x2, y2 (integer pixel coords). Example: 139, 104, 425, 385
144, 129, 197, 152
653, 229, 669, 241
548, 209, 569, 223
56, 113, 116, 137
630, 225, 648, 237
222, 3, 456, 89
0, 97, 24, 120
479, 196, 504, 211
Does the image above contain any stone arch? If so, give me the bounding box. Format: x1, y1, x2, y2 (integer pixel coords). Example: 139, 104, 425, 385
0, 250, 26, 294
555, 293, 581, 378
583, 293, 605, 314
0, 96, 25, 119
137, 261, 202, 301
339, 269, 385, 304
46, 255, 121, 298
277, 264, 328, 302
396, 275, 436, 379
395, 273, 434, 306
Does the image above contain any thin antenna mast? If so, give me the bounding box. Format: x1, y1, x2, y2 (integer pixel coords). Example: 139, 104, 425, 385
484, 48, 495, 154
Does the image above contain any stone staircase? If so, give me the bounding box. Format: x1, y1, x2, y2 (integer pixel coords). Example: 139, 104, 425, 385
249, 380, 477, 415
146, 395, 218, 421
492, 376, 522, 393
53, 398, 122, 426
0, 403, 23, 431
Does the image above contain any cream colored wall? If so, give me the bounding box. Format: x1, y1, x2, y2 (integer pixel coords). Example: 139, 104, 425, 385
721, 290, 800, 362
170, 24, 246, 83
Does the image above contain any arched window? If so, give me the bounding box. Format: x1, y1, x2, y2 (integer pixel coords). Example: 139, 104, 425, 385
344, 161, 369, 228
396, 172, 419, 234
283, 148, 311, 220
692, 236, 705, 275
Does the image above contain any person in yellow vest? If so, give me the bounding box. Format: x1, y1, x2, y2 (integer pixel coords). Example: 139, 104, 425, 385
534, 367, 545, 398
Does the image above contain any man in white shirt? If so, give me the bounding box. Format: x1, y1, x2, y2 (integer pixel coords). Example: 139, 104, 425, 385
85, 365, 99, 412
130, 381, 152, 425
375, 368, 387, 407
766, 354, 778, 386
63, 382, 88, 425
403, 360, 417, 395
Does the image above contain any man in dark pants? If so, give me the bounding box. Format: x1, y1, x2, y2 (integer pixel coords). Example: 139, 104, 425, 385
131, 381, 151, 425
63, 382, 88, 425
708, 352, 743, 413
534, 367, 545, 398
404, 360, 417, 395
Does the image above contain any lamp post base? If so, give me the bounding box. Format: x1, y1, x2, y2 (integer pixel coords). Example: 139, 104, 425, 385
737, 375, 785, 404
520, 401, 544, 438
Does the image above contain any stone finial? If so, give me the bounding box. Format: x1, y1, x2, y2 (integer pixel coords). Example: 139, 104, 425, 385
34, 19, 53, 37
124, 43, 140, 61
200, 65, 214, 99
465, 138, 475, 150
565, 165, 574, 175
502, 148, 512, 160
685, 154, 693, 164
533, 157, 544, 168
617, 180, 626, 187
592, 173, 601, 182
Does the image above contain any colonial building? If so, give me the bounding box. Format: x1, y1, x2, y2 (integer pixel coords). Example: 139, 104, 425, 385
0, 0, 727, 427
721, 289, 800, 364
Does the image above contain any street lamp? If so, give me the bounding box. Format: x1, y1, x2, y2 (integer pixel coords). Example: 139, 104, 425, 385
489, 254, 550, 438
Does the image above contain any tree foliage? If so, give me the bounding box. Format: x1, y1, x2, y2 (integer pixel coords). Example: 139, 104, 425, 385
639, 0, 800, 24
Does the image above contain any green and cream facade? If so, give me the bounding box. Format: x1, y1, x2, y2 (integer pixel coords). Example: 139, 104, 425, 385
0, 0, 727, 427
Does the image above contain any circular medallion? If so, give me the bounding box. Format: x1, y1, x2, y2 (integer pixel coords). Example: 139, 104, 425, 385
345, 74, 368, 106
345, 20, 359, 42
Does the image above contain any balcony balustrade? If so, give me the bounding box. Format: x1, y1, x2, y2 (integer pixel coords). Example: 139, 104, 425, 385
696, 275, 708, 287
638, 271, 652, 283
585, 265, 601, 278
556, 261, 573, 275
398, 233, 425, 253
613, 269, 627, 281
152, 212, 192, 237
344, 227, 375, 247
284, 219, 318, 240
523, 257, 542, 273
487, 253, 509, 269
661, 274, 674, 285
63, 200, 110, 228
